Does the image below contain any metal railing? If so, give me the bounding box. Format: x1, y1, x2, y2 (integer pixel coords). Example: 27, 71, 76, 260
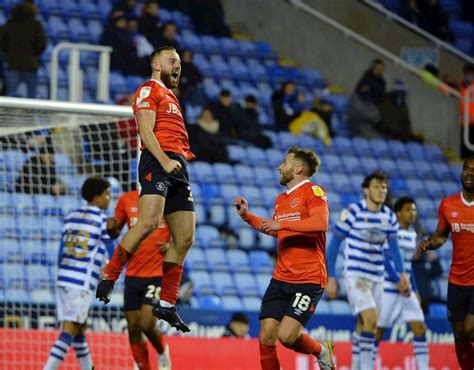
288, 0, 461, 98
463, 85, 474, 151
362, 0, 474, 65
50, 42, 112, 102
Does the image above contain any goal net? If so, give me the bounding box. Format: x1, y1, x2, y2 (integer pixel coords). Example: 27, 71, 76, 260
0, 97, 143, 369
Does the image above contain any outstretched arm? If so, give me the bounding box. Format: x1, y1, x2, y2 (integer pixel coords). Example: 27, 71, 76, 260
417, 223, 450, 254
234, 196, 277, 237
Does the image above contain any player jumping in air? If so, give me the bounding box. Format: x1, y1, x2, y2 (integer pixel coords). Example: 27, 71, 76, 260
418, 156, 474, 370
44, 178, 114, 370
96, 46, 195, 332
234, 146, 335, 370
107, 189, 172, 370
375, 196, 429, 370
326, 171, 410, 370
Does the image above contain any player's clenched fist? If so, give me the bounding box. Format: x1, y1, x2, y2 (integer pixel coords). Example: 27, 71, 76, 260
417, 239, 431, 254
96, 279, 115, 304
161, 158, 182, 175
234, 196, 248, 217
325, 277, 338, 300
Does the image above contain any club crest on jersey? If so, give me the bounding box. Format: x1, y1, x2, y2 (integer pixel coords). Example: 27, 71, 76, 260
166, 102, 183, 118
451, 212, 458, 218
312, 186, 325, 197
139, 86, 151, 98
290, 197, 299, 208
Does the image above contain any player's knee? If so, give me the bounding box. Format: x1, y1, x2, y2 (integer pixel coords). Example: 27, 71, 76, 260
412, 322, 426, 337
138, 317, 155, 333
277, 331, 298, 348
361, 316, 377, 331
127, 323, 142, 343
462, 323, 474, 341
259, 331, 277, 346
139, 217, 161, 235
175, 233, 194, 250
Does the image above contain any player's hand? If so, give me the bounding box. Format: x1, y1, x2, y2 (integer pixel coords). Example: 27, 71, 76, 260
96, 279, 115, 304
325, 277, 338, 300
397, 272, 411, 297
261, 219, 281, 234
234, 196, 249, 217
159, 241, 172, 254
161, 157, 182, 175
417, 239, 431, 254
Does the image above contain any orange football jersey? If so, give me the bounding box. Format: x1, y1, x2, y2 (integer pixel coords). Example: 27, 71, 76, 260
272, 180, 328, 286
132, 79, 194, 161
438, 192, 474, 286
115, 190, 171, 278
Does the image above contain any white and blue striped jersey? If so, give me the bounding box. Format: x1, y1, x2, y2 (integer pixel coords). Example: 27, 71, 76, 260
383, 227, 417, 293
57, 205, 111, 292
335, 199, 399, 282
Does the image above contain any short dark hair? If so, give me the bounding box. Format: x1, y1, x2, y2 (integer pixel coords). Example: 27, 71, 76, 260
81, 177, 110, 202
288, 146, 321, 177
245, 94, 257, 104
362, 171, 388, 188
464, 156, 474, 167
372, 58, 385, 67
220, 89, 231, 97
393, 196, 415, 213
230, 312, 249, 324
150, 46, 176, 62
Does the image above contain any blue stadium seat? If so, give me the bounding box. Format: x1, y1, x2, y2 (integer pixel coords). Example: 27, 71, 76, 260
424, 180, 444, 198
424, 144, 445, 161
237, 226, 256, 250
185, 247, 207, 271
234, 165, 256, 186
209, 203, 225, 227
200, 183, 220, 205
214, 163, 237, 184
86, 19, 103, 44
352, 137, 373, 157
178, 31, 202, 53
378, 158, 399, 177
249, 251, 273, 274
198, 294, 223, 310
396, 159, 417, 178
48, 16, 69, 41
265, 148, 285, 168
206, 249, 230, 272
222, 295, 243, 310
342, 155, 364, 175
332, 173, 353, 193
211, 272, 237, 296
191, 161, 215, 183
240, 185, 263, 206
227, 205, 245, 231
450, 163, 463, 180
220, 184, 240, 206
406, 179, 426, 197
0, 214, 18, 238
432, 161, 452, 181
31, 288, 55, 304
412, 160, 434, 179
422, 217, 438, 234
109, 72, 130, 96
443, 181, 459, 196
242, 296, 261, 311
328, 300, 352, 315
406, 142, 426, 160
13, 193, 37, 215
371, 139, 391, 158
201, 35, 222, 55
210, 55, 231, 79
21, 239, 47, 264
4, 288, 31, 303
227, 250, 251, 273
228, 145, 247, 163
1, 263, 26, 287
262, 187, 280, 209
220, 38, 241, 57
0, 238, 20, 263
237, 40, 258, 58
4, 149, 27, 171
361, 158, 380, 174
246, 147, 268, 167
316, 300, 330, 314
62, 175, 87, 195
189, 270, 215, 295
68, 18, 89, 42
42, 217, 64, 240
278, 132, 299, 149
258, 232, 276, 252
196, 225, 222, 249
324, 154, 345, 173
388, 140, 408, 159
255, 273, 272, 296
255, 167, 277, 187
416, 198, 437, 218
429, 303, 448, 317
35, 194, 62, 216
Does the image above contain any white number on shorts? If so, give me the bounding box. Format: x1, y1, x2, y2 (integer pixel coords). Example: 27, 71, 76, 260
292, 293, 311, 311
145, 285, 161, 300
187, 186, 194, 202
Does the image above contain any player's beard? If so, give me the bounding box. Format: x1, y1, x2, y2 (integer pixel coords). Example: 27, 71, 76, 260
462, 174, 474, 193
279, 169, 293, 186
161, 70, 179, 89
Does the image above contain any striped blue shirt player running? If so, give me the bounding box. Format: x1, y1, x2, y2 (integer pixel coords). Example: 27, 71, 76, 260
375, 196, 429, 370
44, 178, 117, 370
326, 171, 409, 370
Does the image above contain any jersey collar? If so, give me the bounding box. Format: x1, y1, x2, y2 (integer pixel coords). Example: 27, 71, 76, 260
286, 179, 310, 195
150, 79, 168, 90
461, 192, 474, 207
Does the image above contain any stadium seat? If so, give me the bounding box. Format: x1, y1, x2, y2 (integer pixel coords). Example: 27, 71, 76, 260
371, 139, 391, 158
316, 300, 330, 314
258, 232, 276, 252
432, 161, 452, 181
205, 249, 230, 272
194, 202, 207, 225
213, 163, 237, 184
189, 270, 215, 295
0, 214, 18, 238
429, 303, 448, 317
185, 248, 208, 271
198, 294, 223, 310
278, 132, 299, 149
254, 167, 277, 187
211, 272, 237, 296
0, 238, 20, 263
13, 193, 37, 215
396, 159, 417, 178
222, 295, 244, 310
406, 179, 426, 197
328, 300, 352, 315
352, 137, 373, 157
388, 140, 407, 159
332, 173, 353, 193
246, 147, 268, 167
248, 251, 273, 274
234, 165, 256, 186
209, 203, 225, 227
424, 180, 444, 198
342, 155, 364, 175
4, 288, 31, 303
443, 181, 459, 196
242, 296, 261, 311
196, 225, 222, 249
228, 145, 247, 163
226, 250, 251, 273
240, 185, 263, 206
220, 184, 240, 206
234, 272, 259, 297
378, 158, 399, 177
191, 161, 216, 183
360, 158, 380, 174
237, 226, 256, 250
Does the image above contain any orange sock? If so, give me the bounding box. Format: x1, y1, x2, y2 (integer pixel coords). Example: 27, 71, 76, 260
104, 244, 132, 281
260, 343, 280, 370
130, 341, 150, 370
148, 332, 165, 354
455, 340, 473, 370
288, 333, 323, 356
160, 262, 183, 305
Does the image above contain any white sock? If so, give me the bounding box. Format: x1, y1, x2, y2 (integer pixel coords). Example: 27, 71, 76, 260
159, 300, 174, 308
351, 332, 360, 370
413, 336, 429, 370
44, 332, 73, 370
73, 335, 93, 370
373, 340, 380, 366
359, 332, 375, 370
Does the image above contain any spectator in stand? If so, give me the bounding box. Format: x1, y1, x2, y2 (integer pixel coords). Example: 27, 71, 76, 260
222, 312, 250, 339
235, 95, 272, 149
347, 84, 382, 138
111, 0, 137, 19
0, 2, 46, 98
418, 0, 453, 42
379, 80, 422, 141
177, 49, 206, 106
399, 0, 420, 24
100, 11, 139, 75
155, 21, 179, 51
311, 97, 334, 135
412, 250, 443, 314
271, 81, 303, 132
188, 107, 231, 164
189, 0, 231, 37
138, 0, 161, 48
460, 63, 474, 158
209, 89, 239, 140
15, 144, 66, 196
355, 59, 387, 106
126, 16, 154, 76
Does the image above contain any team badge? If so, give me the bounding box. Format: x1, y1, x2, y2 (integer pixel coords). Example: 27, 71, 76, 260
290, 197, 299, 208
139, 86, 151, 98
312, 186, 325, 197
451, 212, 458, 218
